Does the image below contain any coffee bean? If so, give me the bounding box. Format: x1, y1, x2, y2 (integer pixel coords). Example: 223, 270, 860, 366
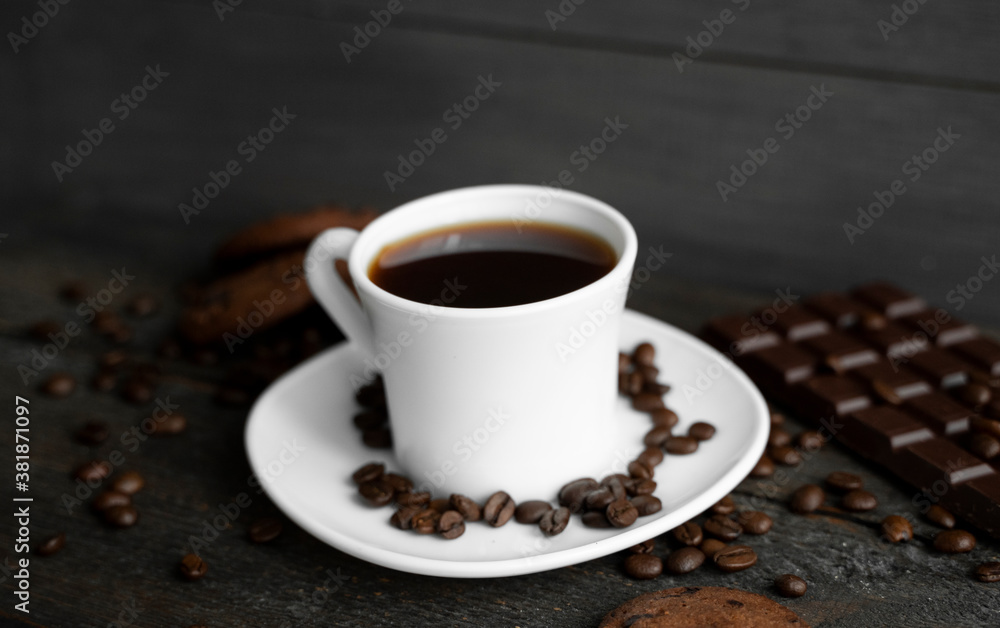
714, 545, 757, 573
825, 471, 863, 493
582, 511, 612, 528
151, 413, 188, 436
796, 430, 824, 451
643, 426, 672, 448
770, 409, 785, 426
880, 515, 913, 543
36, 533, 65, 557
636, 446, 664, 468
105, 504, 139, 528
975, 562, 1000, 583
559, 478, 599, 512
768, 428, 792, 448
627, 460, 654, 480
157, 338, 183, 359
618, 352, 631, 373
93, 491, 131, 512
121, 378, 153, 405
633, 342, 656, 367
42, 372, 76, 398
750, 455, 775, 477
214, 386, 250, 406
624, 553, 662, 580
624, 371, 644, 395
248, 517, 283, 543
666, 546, 705, 575
92, 310, 120, 334
358, 479, 394, 507
362, 428, 392, 449
933, 529, 976, 553
75, 460, 112, 483
770, 445, 802, 466
355, 381, 386, 409
191, 348, 219, 366
638, 365, 660, 384
601, 473, 631, 490
75, 421, 110, 446
664, 436, 698, 455
841, 489, 878, 512
700, 538, 727, 560
91, 370, 117, 392
632, 392, 665, 412
628, 539, 655, 554
60, 280, 87, 301
606, 499, 638, 528
626, 478, 657, 497
969, 433, 1000, 460
704, 514, 742, 541
437, 510, 466, 539
971, 416, 1000, 439
737, 511, 772, 535
390, 506, 420, 530
112, 471, 145, 496
711, 496, 736, 515
351, 462, 385, 485
99, 350, 129, 370
672, 521, 703, 546
449, 494, 482, 522
515, 500, 553, 524
688, 421, 716, 441
429, 498, 452, 513
584, 487, 616, 511
650, 408, 679, 428
483, 491, 516, 527
631, 495, 662, 516
179, 553, 208, 581
926, 505, 956, 529
383, 473, 413, 495
775, 574, 807, 598
353, 411, 385, 431
539, 506, 571, 535
396, 491, 431, 507
411, 509, 440, 534
956, 383, 991, 407
790, 484, 825, 514
127, 294, 159, 317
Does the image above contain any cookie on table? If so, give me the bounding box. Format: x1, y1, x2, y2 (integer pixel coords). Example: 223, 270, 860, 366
599, 586, 808, 628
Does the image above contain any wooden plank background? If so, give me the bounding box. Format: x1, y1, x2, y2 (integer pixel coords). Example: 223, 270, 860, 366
3, 0, 999, 323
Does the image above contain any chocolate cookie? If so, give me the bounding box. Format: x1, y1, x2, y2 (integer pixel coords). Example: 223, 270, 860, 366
214, 205, 378, 263
599, 586, 808, 628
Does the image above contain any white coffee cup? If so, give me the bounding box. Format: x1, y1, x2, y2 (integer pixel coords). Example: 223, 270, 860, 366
305, 185, 637, 501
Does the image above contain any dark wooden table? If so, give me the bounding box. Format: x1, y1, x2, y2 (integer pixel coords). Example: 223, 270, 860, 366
1, 208, 998, 627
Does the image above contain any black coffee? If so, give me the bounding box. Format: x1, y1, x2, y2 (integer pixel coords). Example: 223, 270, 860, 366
368, 221, 617, 308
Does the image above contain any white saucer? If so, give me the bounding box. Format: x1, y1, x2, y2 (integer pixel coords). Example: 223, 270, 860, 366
244, 309, 768, 578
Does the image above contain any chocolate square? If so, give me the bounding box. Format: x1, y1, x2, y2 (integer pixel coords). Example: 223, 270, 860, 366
804, 292, 869, 329
852, 281, 926, 318
903, 392, 973, 435
801, 331, 880, 372
760, 305, 831, 342
843, 406, 934, 460
898, 438, 994, 488
701, 315, 781, 357
863, 322, 930, 359
853, 361, 933, 404
905, 348, 972, 389
953, 337, 1000, 376
794, 375, 871, 418
900, 309, 978, 347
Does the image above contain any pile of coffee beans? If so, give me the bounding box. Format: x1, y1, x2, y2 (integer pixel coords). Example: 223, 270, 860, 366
351, 341, 720, 539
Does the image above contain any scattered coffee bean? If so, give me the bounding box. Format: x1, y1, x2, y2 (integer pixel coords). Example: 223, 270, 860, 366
390, 506, 420, 530
447, 494, 481, 522
539, 506, 571, 535
91, 370, 117, 392
582, 511, 612, 528
601, 474, 631, 494
624, 553, 662, 580
841, 489, 878, 512
672, 521, 703, 546
969, 433, 1000, 460
704, 514, 742, 541
36, 533, 65, 557
688, 421, 716, 441
643, 426, 672, 448
971, 416, 1000, 439
99, 350, 128, 369
626, 478, 656, 497
737, 511, 772, 535
437, 510, 466, 539
383, 473, 413, 495
825, 471, 863, 493
956, 383, 992, 407
975, 562, 1000, 583
127, 294, 159, 317
790, 484, 825, 514
638, 365, 659, 383
618, 352, 631, 373
933, 529, 976, 553
412, 509, 440, 534
351, 462, 385, 485
770, 409, 784, 426
770, 445, 802, 466
632, 392, 665, 412
700, 538, 727, 560
60, 280, 87, 301
713, 545, 757, 573
650, 408, 679, 428
627, 460, 654, 480
151, 413, 187, 436
664, 436, 698, 455
666, 546, 706, 575
75, 460, 112, 483
248, 517, 283, 543
105, 504, 139, 528
396, 491, 430, 507
179, 553, 208, 581
628, 539, 655, 554
112, 471, 145, 496
92, 311, 120, 334
559, 478, 599, 513
624, 371, 644, 395
428, 498, 452, 513
636, 446, 664, 468
775, 574, 807, 598
606, 498, 638, 528
42, 372, 76, 398
110, 324, 133, 343
584, 487, 616, 511
880, 515, 913, 543
483, 491, 516, 527
711, 496, 736, 515
515, 500, 553, 524
796, 430, 824, 451
631, 495, 662, 516
926, 505, 956, 529
633, 342, 656, 367
362, 428, 392, 449
353, 411, 385, 431
750, 455, 775, 478
358, 479, 394, 507
121, 378, 153, 404
75, 420, 110, 446
768, 428, 792, 448
93, 491, 131, 512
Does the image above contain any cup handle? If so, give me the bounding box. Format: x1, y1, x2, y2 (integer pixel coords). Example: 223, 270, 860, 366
305, 228, 375, 360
